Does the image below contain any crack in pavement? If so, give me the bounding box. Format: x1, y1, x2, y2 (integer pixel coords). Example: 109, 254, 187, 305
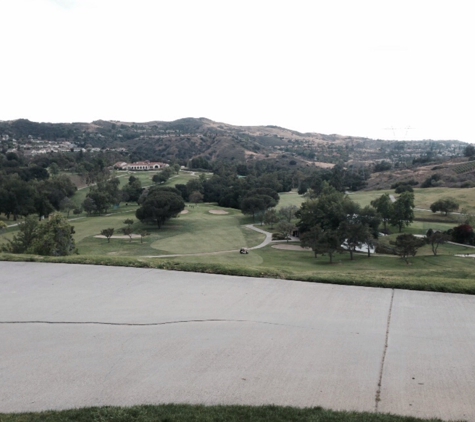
375, 289, 395, 412
0, 318, 311, 329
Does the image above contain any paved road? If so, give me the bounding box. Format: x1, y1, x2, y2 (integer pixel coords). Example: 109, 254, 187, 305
1, 262, 474, 421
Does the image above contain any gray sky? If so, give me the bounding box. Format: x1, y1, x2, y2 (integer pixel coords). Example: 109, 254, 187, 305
1, 0, 473, 142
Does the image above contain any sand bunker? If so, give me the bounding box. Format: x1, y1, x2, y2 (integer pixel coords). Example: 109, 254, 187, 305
180, 210, 189, 214
208, 210, 229, 215
272, 244, 310, 251
95, 234, 141, 239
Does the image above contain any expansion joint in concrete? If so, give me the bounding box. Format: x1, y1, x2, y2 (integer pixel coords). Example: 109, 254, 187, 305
375, 288, 395, 412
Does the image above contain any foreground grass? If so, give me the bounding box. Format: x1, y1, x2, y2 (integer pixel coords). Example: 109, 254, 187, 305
2, 245, 475, 294
0, 404, 451, 422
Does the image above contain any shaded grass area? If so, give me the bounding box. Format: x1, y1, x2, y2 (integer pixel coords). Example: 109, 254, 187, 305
0, 404, 451, 422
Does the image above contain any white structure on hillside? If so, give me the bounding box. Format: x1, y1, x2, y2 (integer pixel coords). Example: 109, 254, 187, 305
114, 161, 168, 171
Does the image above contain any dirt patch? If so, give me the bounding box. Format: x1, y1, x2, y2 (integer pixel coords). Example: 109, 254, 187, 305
208, 210, 229, 215
314, 162, 335, 169
272, 244, 310, 251
180, 210, 189, 214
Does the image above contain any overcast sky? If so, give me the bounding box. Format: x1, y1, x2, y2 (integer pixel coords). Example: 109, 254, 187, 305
1, 0, 473, 142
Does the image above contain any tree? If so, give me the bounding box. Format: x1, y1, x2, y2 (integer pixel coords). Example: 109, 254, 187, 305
33, 193, 55, 220
464, 144, 475, 157
241, 195, 276, 222
339, 221, 373, 260
48, 162, 60, 176
263, 208, 279, 229
189, 191, 203, 205
297, 183, 359, 233
451, 224, 474, 245
389, 192, 414, 232
124, 218, 134, 227
245, 188, 280, 205
30, 214, 76, 256
390, 234, 426, 264
300, 225, 322, 258
0, 174, 36, 220
278, 205, 298, 223
371, 194, 393, 231
275, 220, 295, 242
0, 221, 7, 236
1, 215, 38, 253
59, 197, 76, 217
394, 184, 413, 194
83, 177, 121, 214
316, 229, 344, 264
430, 198, 459, 215
152, 172, 169, 184
2, 214, 76, 256
121, 177, 143, 203
82, 197, 97, 215
101, 228, 115, 243
358, 205, 382, 238
122, 226, 134, 242
139, 230, 150, 244
426, 231, 450, 256
373, 161, 392, 172
135, 190, 185, 228
185, 178, 204, 198
421, 174, 442, 188
173, 163, 181, 174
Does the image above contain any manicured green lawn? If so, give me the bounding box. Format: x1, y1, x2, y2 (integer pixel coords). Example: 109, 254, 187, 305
409, 187, 475, 212
277, 190, 306, 209
72, 204, 264, 257
349, 189, 393, 207
352, 187, 475, 213
0, 404, 447, 422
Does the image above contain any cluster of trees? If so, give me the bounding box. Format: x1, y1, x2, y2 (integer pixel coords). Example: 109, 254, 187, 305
370, 192, 415, 233
421, 173, 442, 188
430, 198, 459, 215
297, 183, 381, 263
240, 188, 280, 222
82, 174, 145, 214
1, 214, 76, 255
0, 173, 77, 221
175, 169, 286, 211
464, 145, 475, 157
296, 164, 369, 195
449, 224, 474, 245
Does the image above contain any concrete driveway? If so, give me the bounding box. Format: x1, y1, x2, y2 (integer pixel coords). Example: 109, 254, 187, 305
0, 262, 474, 421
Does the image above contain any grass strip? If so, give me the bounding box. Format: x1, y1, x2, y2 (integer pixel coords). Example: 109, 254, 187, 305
2, 253, 475, 295
0, 403, 453, 422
